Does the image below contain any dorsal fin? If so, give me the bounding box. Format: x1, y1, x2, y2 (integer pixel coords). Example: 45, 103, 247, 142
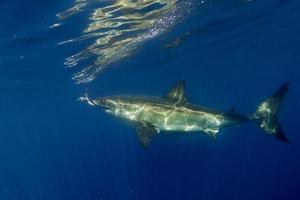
166, 80, 187, 104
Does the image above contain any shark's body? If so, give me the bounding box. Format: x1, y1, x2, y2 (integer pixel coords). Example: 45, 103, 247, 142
80, 81, 289, 148
101, 96, 247, 134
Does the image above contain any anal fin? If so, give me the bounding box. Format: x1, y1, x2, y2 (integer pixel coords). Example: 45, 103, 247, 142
203, 129, 218, 139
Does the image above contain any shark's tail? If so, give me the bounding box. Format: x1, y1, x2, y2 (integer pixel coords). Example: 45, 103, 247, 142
252, 82, 290, 143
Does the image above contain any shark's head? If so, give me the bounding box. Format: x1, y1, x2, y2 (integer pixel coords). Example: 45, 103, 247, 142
79, 94, 146, 121
93, 96, 144, 121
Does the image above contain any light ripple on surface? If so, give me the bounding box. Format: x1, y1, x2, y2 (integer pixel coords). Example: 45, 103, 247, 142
54, 0, 196, 84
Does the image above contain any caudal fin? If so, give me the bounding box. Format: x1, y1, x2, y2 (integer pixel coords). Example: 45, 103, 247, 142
254, 82, 290, 143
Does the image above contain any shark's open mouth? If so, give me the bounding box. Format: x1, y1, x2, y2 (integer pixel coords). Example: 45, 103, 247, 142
52, 0, 195, 84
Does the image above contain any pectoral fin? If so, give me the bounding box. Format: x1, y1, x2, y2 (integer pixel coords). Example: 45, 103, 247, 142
136, 121, 158, 148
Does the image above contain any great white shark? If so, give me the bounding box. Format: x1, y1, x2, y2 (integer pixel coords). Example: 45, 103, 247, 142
79, 81, 290, 148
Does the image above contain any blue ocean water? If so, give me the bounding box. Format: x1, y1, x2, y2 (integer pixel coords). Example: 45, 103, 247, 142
1, 0, 300, 199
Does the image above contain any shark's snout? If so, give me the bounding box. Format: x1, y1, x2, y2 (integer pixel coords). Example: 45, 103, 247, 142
93, 98, 108, 106
78, 94, 107, 107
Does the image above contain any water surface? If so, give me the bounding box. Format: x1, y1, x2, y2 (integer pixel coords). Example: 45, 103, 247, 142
0, 0, 300, 200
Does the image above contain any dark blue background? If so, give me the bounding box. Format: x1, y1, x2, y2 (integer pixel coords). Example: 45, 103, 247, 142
0, 0, 300, 199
